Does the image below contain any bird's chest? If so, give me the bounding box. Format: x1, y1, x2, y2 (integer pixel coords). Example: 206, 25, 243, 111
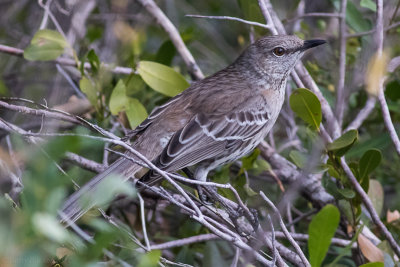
260, 80, 286, 123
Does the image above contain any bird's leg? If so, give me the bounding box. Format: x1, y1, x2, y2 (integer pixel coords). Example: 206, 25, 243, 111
182, 167, 209, 202
194, 168, 256, 235
193, 168, 214, 204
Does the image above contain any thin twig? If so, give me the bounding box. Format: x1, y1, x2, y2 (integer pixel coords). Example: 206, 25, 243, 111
344, 97, 376, 132
260, 191, 310, 267
230, 247, 240, 267
267, 214, 277, 267
186, 14, 272, 30
273, 231, 356, 248
136, 0, 204, 80
257, 0, 278, 35
0, 44, 134, 75
340, 159, 400, 257
65, 152, 106, 173
137, 190, 151, 250
150, 234, 218, 250
375, 0, 400, 157
287, 12, 342, 23
335, 0, 348, 127
346, 21, 400, 38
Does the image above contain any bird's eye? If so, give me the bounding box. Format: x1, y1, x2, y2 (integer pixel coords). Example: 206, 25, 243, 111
272, 47, 285, 57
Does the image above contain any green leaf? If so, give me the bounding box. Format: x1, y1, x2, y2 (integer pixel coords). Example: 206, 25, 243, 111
155, 40, 176, 66
80, 175, 136, 211
138, 250, 161, 267
338, 188, 356, 199
241, 149, 260, 171
308, 204, 340, 267
203, 241, 231, 267
368, 179, 384, 217
87, 49, 100, 73
109, 80, 127, 115
359, 149, 382, 179
109, 80, 148, 127
360, 0, 377, 12
24, 29, 68, 61
327, 130, 358, 157
32, 213, 70, 243
79, 77, 98, 107
359, 263, 384, 267
126, 98, 148, 128
138, 61, 189, 97
289, 150, 307, 168
289, 88, 322, 130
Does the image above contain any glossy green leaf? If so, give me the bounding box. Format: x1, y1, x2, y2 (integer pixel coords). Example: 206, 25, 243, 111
138, 61, 189, 97
79, 77, 98, 106
360, 0, 377, 12
24, 29, 68, 61
368, 179, 384, 217
109, 80, 127, 115
359, 149, 382, 179
126, 98, 148, 128
327, 130, 358, 157
359, 263, 384, 267
109, 80, 148, 128
289, 88, 322, 130
308, 204, 340, 267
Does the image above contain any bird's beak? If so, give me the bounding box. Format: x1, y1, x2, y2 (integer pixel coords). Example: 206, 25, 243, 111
300, 39, 326, 51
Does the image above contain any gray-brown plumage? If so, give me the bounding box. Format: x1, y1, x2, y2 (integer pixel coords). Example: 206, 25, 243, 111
60, 35, 325, 224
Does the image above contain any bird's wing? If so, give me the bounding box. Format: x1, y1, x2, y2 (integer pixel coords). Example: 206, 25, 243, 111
155, 109, 270, 172
123, 93, 184, 141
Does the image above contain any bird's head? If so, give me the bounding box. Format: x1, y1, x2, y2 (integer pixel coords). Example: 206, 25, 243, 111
239, 35, 326, 81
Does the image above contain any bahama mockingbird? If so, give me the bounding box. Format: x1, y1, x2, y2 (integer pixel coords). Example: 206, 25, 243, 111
60, 35, 326, 224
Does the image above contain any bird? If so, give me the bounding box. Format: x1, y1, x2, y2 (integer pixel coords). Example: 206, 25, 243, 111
60, 35, 326, 224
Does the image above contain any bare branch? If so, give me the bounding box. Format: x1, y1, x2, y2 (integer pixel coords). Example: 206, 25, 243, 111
186, 14, 272, 30
64, 152, 106, 173
335, 0, 348, 127
340, 158, 400, 257
344, 97, 376, 132
346, 21, 400, 38
287, 12, 342, 23
257, 0, 278, 35
375, 0, 400, 157
0, 44, 134, 75
150, 234, 218, 250
136, 0, 204, 80
260, 191, 310, 267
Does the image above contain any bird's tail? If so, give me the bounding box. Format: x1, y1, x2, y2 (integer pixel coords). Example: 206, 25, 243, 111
59, 158, 142, 225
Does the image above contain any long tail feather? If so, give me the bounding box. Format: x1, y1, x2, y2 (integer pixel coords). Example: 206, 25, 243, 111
59, 158, 141, 225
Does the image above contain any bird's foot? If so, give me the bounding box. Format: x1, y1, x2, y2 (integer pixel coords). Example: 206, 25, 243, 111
197, 185, 214, 205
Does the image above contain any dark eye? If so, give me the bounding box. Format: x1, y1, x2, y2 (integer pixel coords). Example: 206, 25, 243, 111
272, 47, 285, 57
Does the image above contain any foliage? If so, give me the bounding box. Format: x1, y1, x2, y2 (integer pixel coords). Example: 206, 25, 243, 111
1, 0, 400, 266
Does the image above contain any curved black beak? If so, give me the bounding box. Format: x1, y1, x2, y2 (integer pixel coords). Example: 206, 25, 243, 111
301, 39, 326, 51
